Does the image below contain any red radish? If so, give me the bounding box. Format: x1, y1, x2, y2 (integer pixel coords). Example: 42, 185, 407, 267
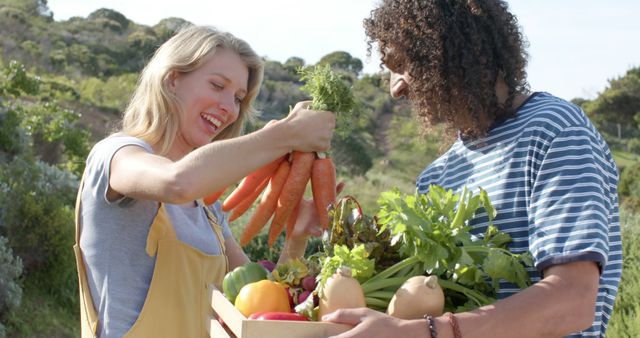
297, 290, 312, 305
301, 275, 317, 291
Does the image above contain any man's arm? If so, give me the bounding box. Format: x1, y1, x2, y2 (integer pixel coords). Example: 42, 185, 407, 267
442, 260, 600, 338
324, 260, 600, 338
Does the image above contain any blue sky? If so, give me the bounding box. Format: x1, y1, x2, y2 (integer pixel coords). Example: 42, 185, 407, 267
47, 0, 639, 101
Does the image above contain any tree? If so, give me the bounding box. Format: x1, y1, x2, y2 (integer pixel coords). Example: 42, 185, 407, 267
583, 66, 640, 128
263, 60, 295, 82
0, 0, 51, 18
318, 51, 363, 77
87, 8, 129, 31
255, 79, 306, 120
128, 28, 158, 54
153, 17, 192, 41
284, 56, 305, 79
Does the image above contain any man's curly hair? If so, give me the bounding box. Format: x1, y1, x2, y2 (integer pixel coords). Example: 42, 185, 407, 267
364, 0, 529, 139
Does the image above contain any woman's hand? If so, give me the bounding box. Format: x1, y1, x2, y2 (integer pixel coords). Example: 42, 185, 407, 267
277, 182, 344, 264
290, 182, 345, 239
282, 101, 336, 153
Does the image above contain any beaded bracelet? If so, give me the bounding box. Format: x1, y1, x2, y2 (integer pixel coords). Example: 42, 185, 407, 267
424, 315, 438, 337
445, 312, 463, 338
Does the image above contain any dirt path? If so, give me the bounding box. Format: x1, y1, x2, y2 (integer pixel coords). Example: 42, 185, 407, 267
77, 105, 120, 141
374, 111, 393, 157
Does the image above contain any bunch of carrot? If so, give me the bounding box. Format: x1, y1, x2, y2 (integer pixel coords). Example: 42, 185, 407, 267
203, 64, 356, 247
204, 151, 337, 247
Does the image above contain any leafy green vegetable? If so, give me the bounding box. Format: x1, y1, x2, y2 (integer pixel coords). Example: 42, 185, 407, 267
363, 185, 533, 312
271, 258, 309, 287
322, 195, 400, 268
317, 244, 375, 296
298, 64, 358, 137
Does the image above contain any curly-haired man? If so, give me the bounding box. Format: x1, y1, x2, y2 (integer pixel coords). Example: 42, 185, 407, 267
323, 1, 621, 337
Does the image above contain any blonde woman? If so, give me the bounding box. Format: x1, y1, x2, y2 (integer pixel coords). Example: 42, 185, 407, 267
74, 25, 335, 337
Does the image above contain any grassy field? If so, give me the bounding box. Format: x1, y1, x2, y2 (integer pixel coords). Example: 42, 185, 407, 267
613, 149, 640, 169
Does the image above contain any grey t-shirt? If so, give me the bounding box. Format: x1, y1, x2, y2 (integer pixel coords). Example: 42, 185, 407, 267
79, 134, 232, 338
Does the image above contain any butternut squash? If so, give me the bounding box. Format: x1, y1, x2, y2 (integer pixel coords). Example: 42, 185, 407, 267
387, 275, 445, 319
319, 266, 366, 318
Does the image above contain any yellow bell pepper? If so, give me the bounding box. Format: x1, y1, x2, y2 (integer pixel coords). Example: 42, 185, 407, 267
234, 280, 291, 317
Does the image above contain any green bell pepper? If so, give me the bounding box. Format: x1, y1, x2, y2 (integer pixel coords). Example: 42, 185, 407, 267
222, 262, 268, 303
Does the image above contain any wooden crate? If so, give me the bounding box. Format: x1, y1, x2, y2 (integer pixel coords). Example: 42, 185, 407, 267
208, 284, 352, 338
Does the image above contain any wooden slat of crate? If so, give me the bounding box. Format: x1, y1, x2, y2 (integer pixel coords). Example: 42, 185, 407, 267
209, 316, 233, 338
209, 284, 244, 335
208, 284, 352, 338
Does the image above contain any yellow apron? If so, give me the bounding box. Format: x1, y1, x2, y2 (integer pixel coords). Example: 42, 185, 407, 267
74, 181, 228, 338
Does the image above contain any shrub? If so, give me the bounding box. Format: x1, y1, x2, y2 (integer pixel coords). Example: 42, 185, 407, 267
619, 163, 640, 212
239, 231, 323, 263
0, 7, 27, 24
0, 236, 23, 336
332, 132, 375, 176
0, 156, 78, 308
0, 110, 28, 159
608, 210, 640, 336
628, 138, 640, 154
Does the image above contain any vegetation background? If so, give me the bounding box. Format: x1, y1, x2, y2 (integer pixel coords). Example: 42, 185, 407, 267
0, 1, 638, 337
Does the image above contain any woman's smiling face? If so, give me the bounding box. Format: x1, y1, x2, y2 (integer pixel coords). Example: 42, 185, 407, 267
169, 48, 249, 156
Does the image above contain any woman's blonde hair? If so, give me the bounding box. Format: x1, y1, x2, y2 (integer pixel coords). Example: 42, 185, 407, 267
121, 25, 264, 155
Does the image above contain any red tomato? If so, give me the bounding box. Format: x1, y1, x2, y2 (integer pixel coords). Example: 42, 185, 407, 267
248, 311, 309, 321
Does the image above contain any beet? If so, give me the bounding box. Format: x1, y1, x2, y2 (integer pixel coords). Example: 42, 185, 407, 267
257, 260, 276, 272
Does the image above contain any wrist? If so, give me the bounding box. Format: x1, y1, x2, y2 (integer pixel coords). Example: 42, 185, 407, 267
430, 313, 461, 338
286, 236, 308, 255
425, 315, 438, 338
262, 119, 294, 154
277, 236, 308, 264
443, 312, 462, 338
403, 319, 433, 338
276, 115, 301, 152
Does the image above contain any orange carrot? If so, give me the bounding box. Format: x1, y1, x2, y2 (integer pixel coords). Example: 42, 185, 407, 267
284, 198, 302, 242
203, 187, 227, 205
228, 177, 270, 222
269, 151, 315, 242
222, 155, 285, 212
239, 160, 290, 246
311, 156, 337, 230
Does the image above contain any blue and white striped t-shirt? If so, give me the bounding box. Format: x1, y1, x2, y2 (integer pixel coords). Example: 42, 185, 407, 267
416, 92, 622, 337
